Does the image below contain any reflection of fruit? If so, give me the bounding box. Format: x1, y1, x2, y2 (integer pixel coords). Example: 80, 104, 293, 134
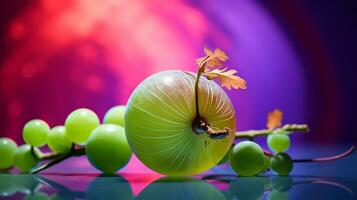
13, 145, 39, 172
12, 175, 39, 194
270, 176, 293, 192
0, 174, 16, 196
65, 108, 100, 144
137, 177, 226, 200
24, 192, 50, 200
86, 124, 132, 174
50, 194, 71, 200
86, 175, 133, 200
228, 177, 265, 200
230, 141, 264, 176
268, 190, 289, 200
0, 138, 17, 169
103, 105, 126, 127
126, 71, 235, 176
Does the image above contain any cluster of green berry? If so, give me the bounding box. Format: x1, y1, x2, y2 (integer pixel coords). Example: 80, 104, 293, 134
0, 106, 132, 174
220, 129, 293, 176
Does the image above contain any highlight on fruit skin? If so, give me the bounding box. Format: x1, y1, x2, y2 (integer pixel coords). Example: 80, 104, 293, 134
125, 70, 236, 176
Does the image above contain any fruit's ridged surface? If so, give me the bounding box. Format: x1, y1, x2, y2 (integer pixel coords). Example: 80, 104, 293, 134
125, 70, 236, 176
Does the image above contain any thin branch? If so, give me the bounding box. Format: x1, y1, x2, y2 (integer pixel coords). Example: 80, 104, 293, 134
235, 124, 309, 139
293, 146, 355, 163
31, 145, 86, 174
39, 151, 62, 160
31, 154, 69, 174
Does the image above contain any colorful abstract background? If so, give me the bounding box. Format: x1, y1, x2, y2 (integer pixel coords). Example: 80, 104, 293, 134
0, 0, 356, 149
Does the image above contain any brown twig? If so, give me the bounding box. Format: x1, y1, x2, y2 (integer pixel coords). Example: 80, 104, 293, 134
293, 146, 355, 163
30, 144, 86, 174
235, 124, 309, 139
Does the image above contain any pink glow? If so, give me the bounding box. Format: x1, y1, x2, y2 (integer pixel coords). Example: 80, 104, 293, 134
1, 0, 231, 178
1, 0, 313, 184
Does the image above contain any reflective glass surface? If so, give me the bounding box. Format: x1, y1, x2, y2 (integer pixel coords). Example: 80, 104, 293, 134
1, 145, 356, 200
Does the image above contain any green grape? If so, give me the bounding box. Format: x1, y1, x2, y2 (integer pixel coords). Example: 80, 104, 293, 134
270, 153, 293, 176
13, 145, 39, 172
126, 71, 235, 176
24, 192, 50, 200
65, 108, 100, 143
23, 119, 50, 147
48, 126, 72, 153
137, 177, 226, 200
229, 141, 264, 176
261, 154, 270, 172
103, 105, 126, 127
86, 124, 132, 174
267, 130, 290, 153
268, 190, 289, 200
13, 175, 39, 194
0, 138, 17, 169
229, 177, 265, 200
0, 174, 16, 196
86, 175, 133, 200
270, 176, 293, 192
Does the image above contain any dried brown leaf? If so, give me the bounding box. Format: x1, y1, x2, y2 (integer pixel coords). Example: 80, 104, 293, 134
196, 47, 229, 69
267, 109, 283, 129
203, 68, 247, 90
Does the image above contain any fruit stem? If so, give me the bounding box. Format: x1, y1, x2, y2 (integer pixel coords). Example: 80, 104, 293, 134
194, 73, 202, 117
235, 124, 309, 139
192, 117, 230, 139
31, 154, 69, 174
192, 55, 230, 140
194, 55, 209, 117
293, 146, 355, 163
31, 144, 86, 174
